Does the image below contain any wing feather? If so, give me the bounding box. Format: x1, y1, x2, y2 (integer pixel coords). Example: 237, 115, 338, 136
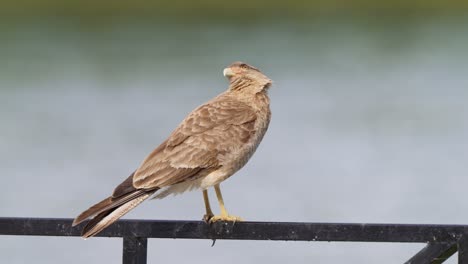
133, 96, 257, 189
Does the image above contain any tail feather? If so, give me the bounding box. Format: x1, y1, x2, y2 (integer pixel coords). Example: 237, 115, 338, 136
81, 192, 153, 238
73, 197, 113, 227
72, 190, 151, 227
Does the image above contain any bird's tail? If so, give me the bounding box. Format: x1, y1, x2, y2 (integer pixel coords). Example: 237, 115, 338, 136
72, 189, 157, 238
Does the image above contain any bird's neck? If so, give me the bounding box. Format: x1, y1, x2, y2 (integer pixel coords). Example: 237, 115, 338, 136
224, 86, 270, 113
229, 77, 253, 91
228, 77, 270, 93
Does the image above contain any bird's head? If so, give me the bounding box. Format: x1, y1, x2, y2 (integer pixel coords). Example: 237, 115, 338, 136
223, 62, 272, 92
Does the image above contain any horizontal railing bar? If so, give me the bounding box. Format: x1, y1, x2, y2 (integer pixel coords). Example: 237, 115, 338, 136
1, 217, 467, 243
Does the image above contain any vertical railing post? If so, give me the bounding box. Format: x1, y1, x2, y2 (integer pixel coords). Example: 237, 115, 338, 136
123, 236, 148, 264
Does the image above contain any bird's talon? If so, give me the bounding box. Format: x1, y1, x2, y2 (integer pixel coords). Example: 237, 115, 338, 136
203, 213, 214, 223
208, 215, 243, 223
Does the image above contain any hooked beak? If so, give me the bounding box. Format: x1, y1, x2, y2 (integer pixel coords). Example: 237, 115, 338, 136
223, 68, 235, 77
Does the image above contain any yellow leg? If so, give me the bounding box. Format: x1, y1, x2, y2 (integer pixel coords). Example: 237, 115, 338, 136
214, 184, 228, 217
209, 184, 243, 223
202, 190, 214, 222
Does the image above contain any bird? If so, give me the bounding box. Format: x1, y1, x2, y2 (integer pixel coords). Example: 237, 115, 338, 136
72, 61, 273, 238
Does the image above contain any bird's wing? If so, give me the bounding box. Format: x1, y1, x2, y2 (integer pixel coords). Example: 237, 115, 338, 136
132, 97, 257, 189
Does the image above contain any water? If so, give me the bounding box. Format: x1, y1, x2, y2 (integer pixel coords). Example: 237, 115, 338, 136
1, 16, 467, 263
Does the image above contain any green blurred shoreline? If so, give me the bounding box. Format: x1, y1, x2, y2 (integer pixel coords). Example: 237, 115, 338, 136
1, 0, 468, 22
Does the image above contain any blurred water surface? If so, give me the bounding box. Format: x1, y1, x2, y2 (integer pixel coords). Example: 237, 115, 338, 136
1, 16, 468, 263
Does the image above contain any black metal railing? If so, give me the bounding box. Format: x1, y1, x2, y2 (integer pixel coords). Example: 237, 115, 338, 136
1, 217, 468, 263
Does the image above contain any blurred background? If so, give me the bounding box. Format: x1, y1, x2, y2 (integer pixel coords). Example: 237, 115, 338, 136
1, 1, 468, 263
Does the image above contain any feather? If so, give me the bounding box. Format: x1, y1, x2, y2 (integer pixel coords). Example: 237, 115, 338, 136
72, 189, 156, 226
81, 191, 154, 238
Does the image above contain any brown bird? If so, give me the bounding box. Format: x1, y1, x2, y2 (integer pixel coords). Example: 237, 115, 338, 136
72, 62, 272, 238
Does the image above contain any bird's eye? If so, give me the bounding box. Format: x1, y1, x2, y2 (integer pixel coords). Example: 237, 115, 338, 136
240, 63, 249, 69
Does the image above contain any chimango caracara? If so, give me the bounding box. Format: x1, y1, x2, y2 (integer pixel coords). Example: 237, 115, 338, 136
73, 62, 272, 238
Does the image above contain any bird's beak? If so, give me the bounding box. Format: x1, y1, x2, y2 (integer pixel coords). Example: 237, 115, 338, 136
223, 68, 235, 77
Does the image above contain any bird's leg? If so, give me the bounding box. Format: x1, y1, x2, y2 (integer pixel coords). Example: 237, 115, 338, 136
209, 184, 243, 223
214, 184, 229, 218
202, 189, 214, 222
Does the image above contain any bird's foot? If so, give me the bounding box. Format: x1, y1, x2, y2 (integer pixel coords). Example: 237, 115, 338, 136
208, 214, 243, 223
203, 213, 214, 223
